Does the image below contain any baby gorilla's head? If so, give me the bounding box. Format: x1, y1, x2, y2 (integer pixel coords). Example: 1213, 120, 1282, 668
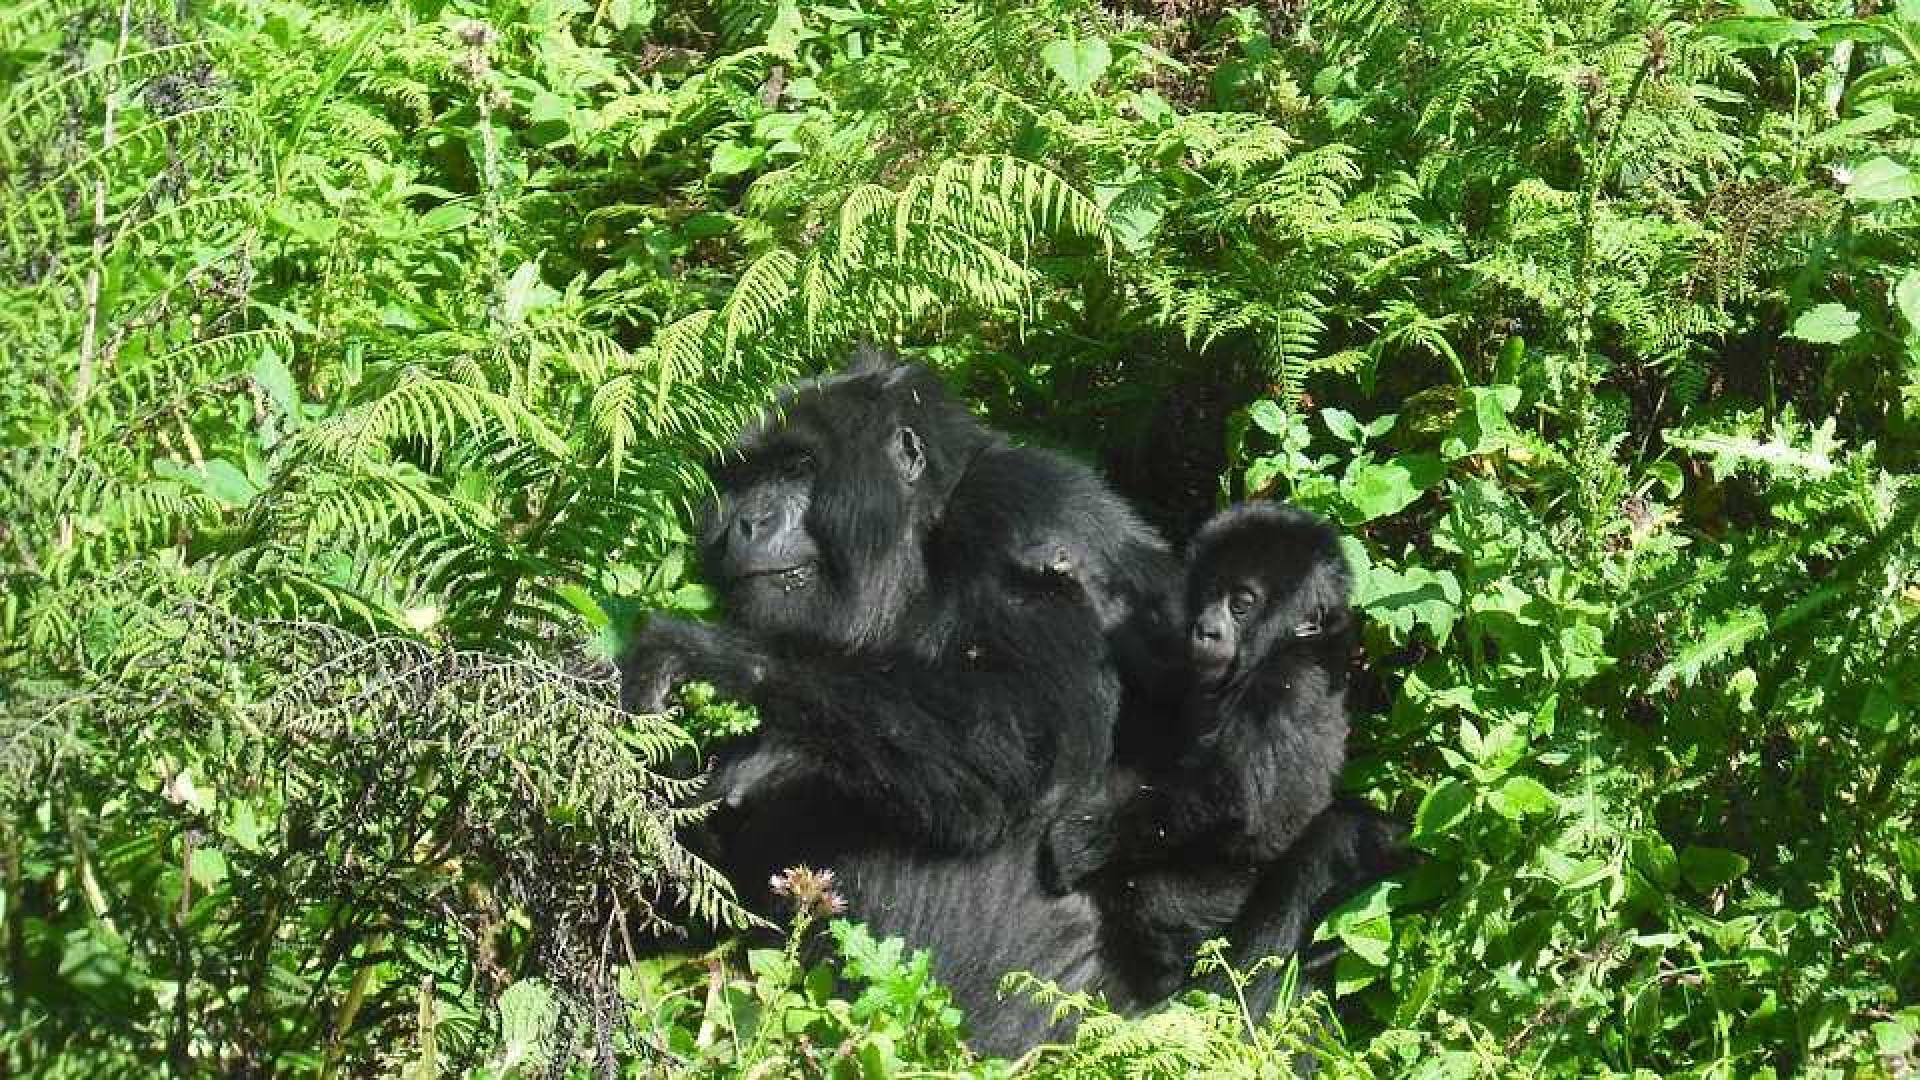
1184, 502, 1351, 690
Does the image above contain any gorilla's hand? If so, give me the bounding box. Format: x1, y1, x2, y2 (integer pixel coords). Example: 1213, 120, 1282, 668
708, 738, 812, 809
620, 616, 770, 714
1041, 806, 1115, 895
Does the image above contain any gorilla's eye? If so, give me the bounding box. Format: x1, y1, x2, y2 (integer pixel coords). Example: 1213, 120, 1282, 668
1228, 587, 1257, 618
781, 452, 816, 479
1292, 620, 1322, 638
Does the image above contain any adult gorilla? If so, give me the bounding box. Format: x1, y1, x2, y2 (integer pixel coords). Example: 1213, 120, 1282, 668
622, 344, 1179, 1050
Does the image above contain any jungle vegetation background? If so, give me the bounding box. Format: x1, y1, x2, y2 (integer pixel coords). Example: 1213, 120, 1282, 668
2, 0, 1917, 1074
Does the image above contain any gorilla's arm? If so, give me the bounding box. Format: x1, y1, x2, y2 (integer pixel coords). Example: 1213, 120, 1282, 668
1044, 671, 1345, 892
625, 602, 1113, 854
1192, 798, 1412, 1014
1042, 759, 1254, 893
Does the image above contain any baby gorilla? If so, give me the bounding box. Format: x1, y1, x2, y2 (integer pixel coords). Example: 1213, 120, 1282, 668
1043, 501, 1354, 999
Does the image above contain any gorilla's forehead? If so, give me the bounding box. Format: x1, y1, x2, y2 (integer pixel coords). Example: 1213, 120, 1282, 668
1190, 505, 1345, 594
731, 371, 890, 457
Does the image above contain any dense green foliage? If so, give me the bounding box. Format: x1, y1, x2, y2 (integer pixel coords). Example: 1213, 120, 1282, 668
3, 0, 1917, 1073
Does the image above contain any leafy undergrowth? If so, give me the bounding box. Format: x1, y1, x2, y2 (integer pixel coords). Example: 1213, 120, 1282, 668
3, 0, 1917, 1074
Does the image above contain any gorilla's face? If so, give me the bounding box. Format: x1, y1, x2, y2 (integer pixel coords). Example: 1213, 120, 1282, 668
705, 448, 824, 601
700, 362, 974, 647
1184, 502, 1353, 693
1187, 573, 1262, 688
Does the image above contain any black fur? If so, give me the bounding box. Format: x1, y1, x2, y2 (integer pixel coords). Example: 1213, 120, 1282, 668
621, 346, 1178, 1051
1043, 503, 1359, 1000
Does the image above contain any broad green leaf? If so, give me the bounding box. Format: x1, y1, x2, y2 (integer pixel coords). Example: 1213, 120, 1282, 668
1844, 156, 1917, 202
1627, 981, 1663, 1038
251, 347, 299, 417
766, 0, 807, 56
1646, 460, 1683, 499
1679, 846, 1750, 890
1631, 834, 1679, 889
1040, 35, 1111, 94
554, 583, 609, 629
1695, 15, 1815, 52
1668, 420, 1838, 480
1248, 399, 1289, 435
499, 261, 557, 325
1333, 950, 1381, 995
747, 947, 789, 980
1335, 915, 1392, 966
1409, 1052, 1481, 1079
1875, 1019, 1918, 1058
1494, 335, 1526, 382
1895, 269, 1920, 331
1412, 778, 1472, 845
1808, 105, 1900, 151
1316, 878, 1400, 942
1395, 966, 1442, 1026
1557, 621, 1612, 682
220, 801, 265, 853
709, 140, 765, 177
524, 92, 575, 146
1788, 303, 1860, 344
1341, 454, 1444, 522
1321, 407, 1365, 444
1440, 384, 1521, 459
418, 201, 477, 233
156, 458, 261, 509
188, 847, 228, 888
1475, 722, 1527, 773
1356, 563, 1461, 643
1457, 716, 1483, 760
1729, 667, 1758, 711
1540, 850, 1613, 890
1094, 176, 1164, 253
1243, 457, 1283, 495
1130, 88, 1173, 123
1489, 775, 1555, 819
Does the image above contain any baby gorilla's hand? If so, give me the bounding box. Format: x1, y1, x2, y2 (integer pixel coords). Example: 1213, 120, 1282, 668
1040, 806, 1114, 895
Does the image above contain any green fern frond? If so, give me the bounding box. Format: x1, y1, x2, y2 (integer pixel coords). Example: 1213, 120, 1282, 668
92, 329, 291, 420
315, 99, 399, 148
119, 192, 262, 251
722, 248, 800, 358
291, 373, 568, 469
589, 374, 641, 478
2, 103, 263, 252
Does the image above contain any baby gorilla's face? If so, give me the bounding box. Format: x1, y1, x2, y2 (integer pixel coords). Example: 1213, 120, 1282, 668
1188, 573, 1262, 688
1182, 504, 1351, 694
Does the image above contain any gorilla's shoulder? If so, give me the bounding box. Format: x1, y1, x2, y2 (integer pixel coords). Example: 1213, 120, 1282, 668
944, 445, 1170, 565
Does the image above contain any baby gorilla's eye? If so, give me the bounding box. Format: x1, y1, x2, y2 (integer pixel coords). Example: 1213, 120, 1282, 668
1227, 587, 1257, 618
1291, 620, 1322, 638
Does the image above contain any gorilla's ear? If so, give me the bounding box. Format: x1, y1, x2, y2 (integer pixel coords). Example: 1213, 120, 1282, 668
845, 338, 900, 374
890, 426, 926, 484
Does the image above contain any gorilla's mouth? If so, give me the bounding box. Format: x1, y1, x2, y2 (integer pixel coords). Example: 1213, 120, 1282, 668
1192, 650, 1234, 689
732, 562, 819, 592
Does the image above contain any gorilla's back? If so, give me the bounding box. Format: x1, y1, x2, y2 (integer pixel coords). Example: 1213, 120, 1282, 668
836, 835, 1114, 1053
716, 797, 1117, 1056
